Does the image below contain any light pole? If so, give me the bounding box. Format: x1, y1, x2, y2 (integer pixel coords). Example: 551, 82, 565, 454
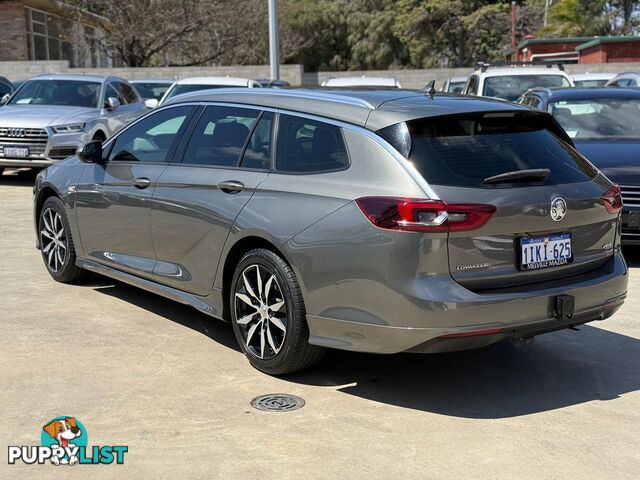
268, 0, 280, 81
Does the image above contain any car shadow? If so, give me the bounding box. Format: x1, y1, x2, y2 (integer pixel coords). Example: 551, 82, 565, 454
83, 275, 639, 419
0, 168, 39, 186
284, 325, 640, 418
90, 278, 240, 352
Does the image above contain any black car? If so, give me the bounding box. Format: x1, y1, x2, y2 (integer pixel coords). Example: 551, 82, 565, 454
520, 87, 640, 245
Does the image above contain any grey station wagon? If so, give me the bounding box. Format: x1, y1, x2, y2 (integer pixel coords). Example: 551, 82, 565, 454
33, 89, 628, 374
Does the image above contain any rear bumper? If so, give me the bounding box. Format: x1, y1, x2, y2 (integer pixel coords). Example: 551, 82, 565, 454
306, 251, 628, 354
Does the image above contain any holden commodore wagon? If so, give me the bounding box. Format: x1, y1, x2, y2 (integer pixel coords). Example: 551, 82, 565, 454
33, 88, 628, 374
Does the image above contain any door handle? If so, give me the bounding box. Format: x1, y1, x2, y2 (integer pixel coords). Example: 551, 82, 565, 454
132, 177, 151, 189
218, 180, 244, 194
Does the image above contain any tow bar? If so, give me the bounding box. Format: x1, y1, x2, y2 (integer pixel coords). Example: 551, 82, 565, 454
554, 295, 575, 321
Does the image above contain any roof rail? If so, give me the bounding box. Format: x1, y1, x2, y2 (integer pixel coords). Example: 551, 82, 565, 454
475, 61, 565, 72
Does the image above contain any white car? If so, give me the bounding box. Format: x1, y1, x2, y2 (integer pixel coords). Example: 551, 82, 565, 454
157, 77, 262, 106
463, 65, 573, 101
572, 72, 616, 87
321, 76, 402, 88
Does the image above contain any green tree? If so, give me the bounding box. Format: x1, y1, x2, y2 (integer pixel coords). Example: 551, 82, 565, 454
542, 0, 610, 36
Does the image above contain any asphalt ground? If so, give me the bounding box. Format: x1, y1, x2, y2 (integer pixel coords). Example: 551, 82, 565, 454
1, 168, 639, 479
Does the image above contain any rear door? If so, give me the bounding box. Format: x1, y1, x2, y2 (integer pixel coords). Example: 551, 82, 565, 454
150, 105, 274, 295
402, 111, 619, 290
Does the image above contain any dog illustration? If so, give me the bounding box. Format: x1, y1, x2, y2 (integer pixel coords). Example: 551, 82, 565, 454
42, 417, 82, 465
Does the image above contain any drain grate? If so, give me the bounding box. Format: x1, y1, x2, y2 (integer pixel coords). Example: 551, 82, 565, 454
251, 393, 305, 412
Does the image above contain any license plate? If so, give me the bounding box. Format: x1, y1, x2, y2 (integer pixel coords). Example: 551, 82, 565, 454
3, 147, 29, 157
520, 233, 572, 270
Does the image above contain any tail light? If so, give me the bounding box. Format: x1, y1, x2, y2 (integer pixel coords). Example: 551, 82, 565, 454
602, 184, 623, 214
355, 197, 496, 233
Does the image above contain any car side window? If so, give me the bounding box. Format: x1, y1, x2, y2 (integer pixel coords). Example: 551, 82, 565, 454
466, 75, 479, 95
104, 83, 121, 104
116, 82, 139, 104
182, 105, 259, 167
240, 111, 274, 170
109, 106, 193, 163
276, 114, 349, 173
529, 96, 541, 109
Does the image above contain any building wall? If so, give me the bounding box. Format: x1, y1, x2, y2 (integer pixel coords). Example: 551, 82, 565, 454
579, 46, 606, 64
605, 42, 640, 63
0, 1, 28, 61
2, 60, 640, 89
517, 42, 583, 62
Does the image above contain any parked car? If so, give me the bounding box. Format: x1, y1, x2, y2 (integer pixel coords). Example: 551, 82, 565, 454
0, 76, 13, 99
321, 76, 402, 88
520, 86, 640, 244
440, 76, 467, 94
0, 74, 146, 175
255, 79, 291, 88
33, 88, 627, 374
463, 64, 573, 101
159, 77, 262, 106
572, 72, 615, 87
130, 79, 173, 104
606, 72, 640, 87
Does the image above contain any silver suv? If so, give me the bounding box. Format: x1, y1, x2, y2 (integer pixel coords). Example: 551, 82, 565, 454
33, 89, 627, 374
0, 74, 146, 174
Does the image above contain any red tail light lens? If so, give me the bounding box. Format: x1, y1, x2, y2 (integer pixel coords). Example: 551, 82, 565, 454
355, 197, 496, 233
603, 184, 623, 214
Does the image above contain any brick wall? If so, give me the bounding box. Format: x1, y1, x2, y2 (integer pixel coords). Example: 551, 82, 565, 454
0, 1, 28, 61
579, 46, 606, 64
519, 42, 583, 62
605, 42, 640, 63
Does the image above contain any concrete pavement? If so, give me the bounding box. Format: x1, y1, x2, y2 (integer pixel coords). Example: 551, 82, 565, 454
1, 169, 639, 479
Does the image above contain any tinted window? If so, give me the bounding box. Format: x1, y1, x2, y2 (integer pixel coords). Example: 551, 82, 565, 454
483, 75, 570, 101
133, 82, 171, 100
0, 80, 12, 97
10, 79, 100, 108
276, 115, 349, 173
549, 98, 640, 139
447, 81, 465, 94
574, 79, 608, 87
116, 82, 139, 104
389, 113, 597, 189
164, 84, 244, 102
240, 111, 274, 170
466, 75, 479, 95
183, 106, 258, 166
105, 83, 121, 103
110, 106, 192, 163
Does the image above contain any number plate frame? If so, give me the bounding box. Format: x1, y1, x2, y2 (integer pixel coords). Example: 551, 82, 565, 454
518, 233, 573, 271
3, 146, 29, 158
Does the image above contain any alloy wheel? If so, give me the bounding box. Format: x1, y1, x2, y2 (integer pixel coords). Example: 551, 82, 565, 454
40, 208, 67, 273
234, 264, 288, 360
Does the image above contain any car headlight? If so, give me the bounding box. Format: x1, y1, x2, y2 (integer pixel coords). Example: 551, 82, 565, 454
51, 123, 85, 134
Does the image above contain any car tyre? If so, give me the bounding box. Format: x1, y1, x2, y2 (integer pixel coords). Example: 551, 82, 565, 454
230, 248, 325, 375
39, 196, 85, 283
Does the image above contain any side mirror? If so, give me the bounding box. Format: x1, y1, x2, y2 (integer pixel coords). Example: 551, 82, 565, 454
0, 94, 10, 105
78, 141, 103, 164
105, 97, 121, 110
144, 98, 159, 109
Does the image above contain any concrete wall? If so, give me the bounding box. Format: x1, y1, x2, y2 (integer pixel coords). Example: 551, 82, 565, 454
3, 60, 640, 89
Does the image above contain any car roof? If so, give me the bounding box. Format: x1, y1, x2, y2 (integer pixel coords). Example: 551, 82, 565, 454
528, 86, 640, 100
173, 76, 256, 86
322, 77, 400, 87
30, 73, 124, 83
478, 67, 569, 77
164, 88, 530, 131
130, 79, 173, 84
572, 72, 615, 80
448, 76, 468, 83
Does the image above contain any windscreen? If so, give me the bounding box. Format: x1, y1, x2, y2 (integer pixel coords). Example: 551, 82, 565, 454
380, 113, 597, 189
133, 82, 171, 100
483, 75, 570, 101
573, 79, 608, 87
10, 79, 101, 108
447, 81, 466, 94
548, 97, 640, 139
164, 84, 243, 101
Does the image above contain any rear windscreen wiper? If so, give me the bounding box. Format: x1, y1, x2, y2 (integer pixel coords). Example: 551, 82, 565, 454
483, 168, 550, 185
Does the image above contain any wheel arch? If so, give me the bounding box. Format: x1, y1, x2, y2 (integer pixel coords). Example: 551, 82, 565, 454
34, 185, 61, 248
220, 235, 294, 321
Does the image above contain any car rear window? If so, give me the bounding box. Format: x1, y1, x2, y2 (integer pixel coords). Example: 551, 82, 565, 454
378, 112, 598, 189
483, 75, 570, 101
